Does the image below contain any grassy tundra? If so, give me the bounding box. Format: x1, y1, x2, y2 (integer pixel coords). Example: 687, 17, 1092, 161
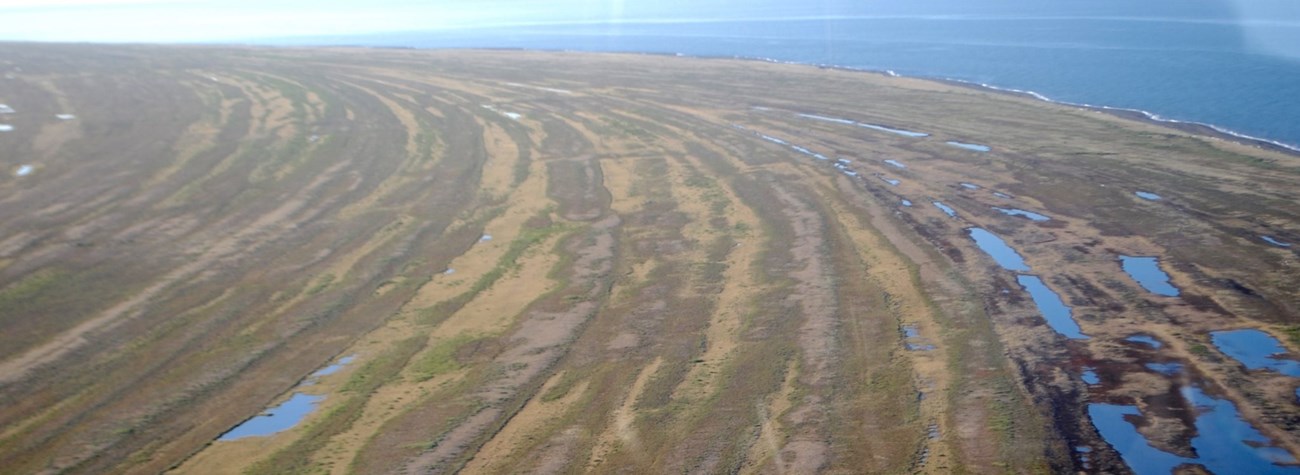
0, 44, 1298, 474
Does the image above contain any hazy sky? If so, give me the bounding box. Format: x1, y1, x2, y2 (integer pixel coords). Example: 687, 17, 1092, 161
1, 0, 1297, 43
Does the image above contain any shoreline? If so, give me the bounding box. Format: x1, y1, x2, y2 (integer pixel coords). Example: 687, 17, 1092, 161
556, 47, 1300, 158
722, 53, 1300, 158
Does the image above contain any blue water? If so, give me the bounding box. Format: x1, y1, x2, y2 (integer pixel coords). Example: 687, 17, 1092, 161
1211, 329, 1300, 377
1183, 386, 1300, 471
879, 176, 901, 186
1262, 236, 1293, 247
960, 183, 980, 189
947, 141, 991, 152
993, 207, 1051, 222
310, 355, 356, 378
884, 159, 906, 169
218, 393, 324, 440
1146, 362, 1183, 375
900, 199, 912, 207
1119, 256, 1181, 297
297, 3, 1300, 151
858, 123, 929, 138
1090, 387, 1300, 474
1017, 275, 1087, 339
1135, 191, 1163, 201
1126, 335, 1163, 349
1089, 403, 1195, 475
933, 201, 957, 218
1082, 369, 1100, 385
967, 227, 1028, 271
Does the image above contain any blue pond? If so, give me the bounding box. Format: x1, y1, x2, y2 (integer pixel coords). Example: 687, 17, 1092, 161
932, 201, 957, 218
798, 113, 855, 125
1146, 362, 1183, 375
310, 355, 356, 378
946, 141, 991, 152
1126, 335, 1163, 349
1082, 369, 1100, 385
1210, 329, 1300, 377
879, 176, 901, 186
993, 207, 1051, 222
1091, 387, 1300, 475
900, 199, 912, 207
967, 228, 1028, 272
858, 123, 929, 138
1089, 404, 1192, 475
1261, 236, 1293, 248
960, 183, 980, 190
218, 393, 325, 440
1135, 191, 1163, 201
993, 192, 1012, 199
1119, 256, 1180, 297
884, 159, 906, 169
1017, 275, 1087, 340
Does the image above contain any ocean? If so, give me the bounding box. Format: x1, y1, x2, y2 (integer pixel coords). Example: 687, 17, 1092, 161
285, 13, 1300, 151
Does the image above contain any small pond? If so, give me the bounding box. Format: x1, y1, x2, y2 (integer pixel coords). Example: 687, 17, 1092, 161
993, 207, 1050, 222
1210, 329, 1300, 377
1119, 256, 1180, 297
218, 393, 325, 440
1017, 275, 1087, 339
967, 228, 1028, 272
933, 201, 957, 218
1135, 191, 1162, 201
946, 141, 990, 152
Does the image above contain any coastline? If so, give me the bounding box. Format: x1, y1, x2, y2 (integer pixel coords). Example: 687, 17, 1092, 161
623, 49, 1300, 158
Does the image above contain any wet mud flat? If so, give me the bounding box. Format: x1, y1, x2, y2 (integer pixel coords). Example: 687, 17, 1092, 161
0, 44, 1298, 474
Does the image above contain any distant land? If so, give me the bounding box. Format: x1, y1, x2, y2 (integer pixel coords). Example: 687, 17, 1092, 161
1, 44, 1299, 474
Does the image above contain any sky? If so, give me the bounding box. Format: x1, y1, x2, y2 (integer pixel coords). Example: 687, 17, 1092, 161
0, 0, 1297, 44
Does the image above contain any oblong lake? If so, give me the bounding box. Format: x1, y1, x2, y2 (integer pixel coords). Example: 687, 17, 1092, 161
967, 228, 1028, 272
1119, 256, 1180, 297
1017, 275, 1087, 339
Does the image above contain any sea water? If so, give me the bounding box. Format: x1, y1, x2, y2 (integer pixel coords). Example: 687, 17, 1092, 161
305, 2, 1300, 151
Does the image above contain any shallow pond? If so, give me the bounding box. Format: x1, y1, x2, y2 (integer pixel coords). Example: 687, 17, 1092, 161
960, 183, 980, 190
884, 159, 906, 169
967, 228, 1028, 272
858, 123, 929, 137
1119, 256, 1180, 297
932, 201, 957, 218
1145, 362, 1183, 375
15, 165, 33, 177
993, 207, 1051, 222
946, 141, 990, 152
798, 113, 854, 125
993, 192, 1012, 199
902, 325, 935, 351
1090, 387, 1300, 474
1125, 335, 1162, 349
879, 176, 901, 186
900, 199, 913, 207
0, 124, 12, 132
1082, 369, 1100, 385
1135, 191, 1162, 201
1017, 275, 1087, 339
1210, 329, 1300, 377
309, 355, 356, 379
218, 393, 324, 440
1261, 236, 1293, 248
